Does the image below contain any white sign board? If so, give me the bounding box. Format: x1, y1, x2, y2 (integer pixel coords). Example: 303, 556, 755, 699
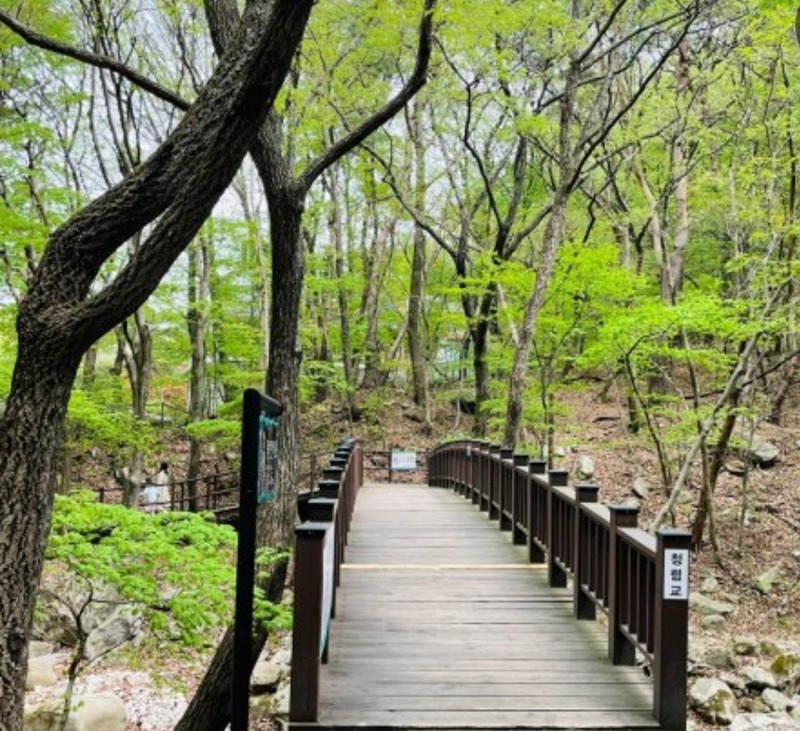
391, 450, 417, 471
663, 549, 689, 600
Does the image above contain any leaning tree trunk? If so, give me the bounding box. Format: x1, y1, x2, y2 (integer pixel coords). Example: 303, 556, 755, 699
0, 2, 315, 727
0, 343, 84, 730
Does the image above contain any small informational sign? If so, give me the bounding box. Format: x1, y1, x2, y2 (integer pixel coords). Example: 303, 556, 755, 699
391, 450, 417, 471
258, 415, 279, 503
663, 548, 690, 600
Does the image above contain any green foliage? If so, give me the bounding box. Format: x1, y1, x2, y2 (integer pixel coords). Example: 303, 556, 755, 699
47, 491, 241, 644
67, 387, 157, 456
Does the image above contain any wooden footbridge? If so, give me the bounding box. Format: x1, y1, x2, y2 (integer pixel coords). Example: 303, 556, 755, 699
289, 440, 690, 731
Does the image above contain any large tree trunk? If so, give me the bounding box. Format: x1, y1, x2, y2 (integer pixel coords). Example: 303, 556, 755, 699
0, 2, 315, 727
172, 555, 288, 731
0, 350, 79, 730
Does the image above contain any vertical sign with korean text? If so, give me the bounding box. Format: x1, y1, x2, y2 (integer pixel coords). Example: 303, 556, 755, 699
663, 548, 689, 600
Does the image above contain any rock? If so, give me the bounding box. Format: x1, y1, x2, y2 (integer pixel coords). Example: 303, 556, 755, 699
762, 689, 793, 713
553, 446, 567, 458
690, 592, 735, 616
735, 638, 760, 656
770, 654, 800, 690
760, 641, 783, 657
85, 606, 142, 661
726, 459, 748, 476
752, 441, 779, 467
676, 489, 694, 506
28, 641, 55, 659
705, 646, 737, 671
702, 615, 728, 632
251, 660, 284, 695
270, 683, 291, 716
579, 456, 595, 479
755, 566, 782, 595
720, 672, 749, 693
701, 576, 720, 594
25, 654, 61, 690
619, 497, 641, 509
730, 713, 799, 731
690, 677, 738, 724
745, 665, 779, 690
25, 694, 126, 731
632, 477, 652, 499
64, 693, 127, 731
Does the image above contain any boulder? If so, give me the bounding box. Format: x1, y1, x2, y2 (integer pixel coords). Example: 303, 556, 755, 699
690, 592, 735, 616
25, 694, 126, 731
770, 654, 800, 690
85, 606, 142, 661
745, 665, 779, 690
752, 441, 779, 467
755, 566, 782, 595
690, 677, 738, 724
720, 672, 748, 693
270, 683, 291, 716
632, 477, 652, 499
734, 638, 760, 656
64, 694, 127, 731
730, 713, 799, 731
701, 576, 720, 594
705, 646, 737, 671
702, 615, 727, 632
760, 641, 783, 658
25, 654, 61, 690
251, 660, 284, 695
762, 689, 792, 713
579, 456, 595, 479
28, 641, 55, 659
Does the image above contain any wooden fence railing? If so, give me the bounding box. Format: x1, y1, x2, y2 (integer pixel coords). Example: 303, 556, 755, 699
290, 438, 363, 724
428, 439, 690, 731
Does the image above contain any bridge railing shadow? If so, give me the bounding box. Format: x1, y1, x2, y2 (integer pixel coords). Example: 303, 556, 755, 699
428, 439, 690, 731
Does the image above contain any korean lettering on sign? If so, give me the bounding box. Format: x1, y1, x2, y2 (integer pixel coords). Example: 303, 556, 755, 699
663, 548, 689, 600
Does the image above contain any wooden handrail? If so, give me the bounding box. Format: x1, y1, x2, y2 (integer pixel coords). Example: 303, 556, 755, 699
289, 438, 363, 724
428, 439, 690, 731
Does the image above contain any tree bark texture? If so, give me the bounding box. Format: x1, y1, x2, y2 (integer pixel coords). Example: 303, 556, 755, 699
0, 3, 314, 728
172, 555, 288, 731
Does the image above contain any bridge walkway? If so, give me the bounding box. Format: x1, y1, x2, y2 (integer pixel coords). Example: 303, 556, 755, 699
312, 482, 658, 730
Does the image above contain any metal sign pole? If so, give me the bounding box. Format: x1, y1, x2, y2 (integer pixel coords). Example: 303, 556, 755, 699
232, 388, 283, 731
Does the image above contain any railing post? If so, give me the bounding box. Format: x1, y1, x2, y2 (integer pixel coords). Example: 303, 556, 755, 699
290, 523, 328, 724
546, 469, 569, 587
653, 529, 691, 731
488, 445, 501, 520
573, 483, 599, 620
498, 447, 513, 531
512, 454, 529, 545
527, 460, 547, 563
608, 504, 640, 665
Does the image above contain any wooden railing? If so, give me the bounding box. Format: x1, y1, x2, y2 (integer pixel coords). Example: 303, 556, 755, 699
428, 439, 690, 731
290, 438, 363, 724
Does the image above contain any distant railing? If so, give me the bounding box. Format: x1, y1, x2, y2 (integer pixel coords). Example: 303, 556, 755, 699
290, 438, 363, 724
428, 439, 690, 731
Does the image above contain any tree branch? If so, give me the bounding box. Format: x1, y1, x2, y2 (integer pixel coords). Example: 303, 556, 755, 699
0, 10, 190, 111
298, 0, 437, 193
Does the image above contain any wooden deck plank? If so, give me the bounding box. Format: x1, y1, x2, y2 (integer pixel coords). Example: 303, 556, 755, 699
307, 483, 658, 730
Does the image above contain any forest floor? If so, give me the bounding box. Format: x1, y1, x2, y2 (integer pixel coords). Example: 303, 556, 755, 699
42, 384, 800, 730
